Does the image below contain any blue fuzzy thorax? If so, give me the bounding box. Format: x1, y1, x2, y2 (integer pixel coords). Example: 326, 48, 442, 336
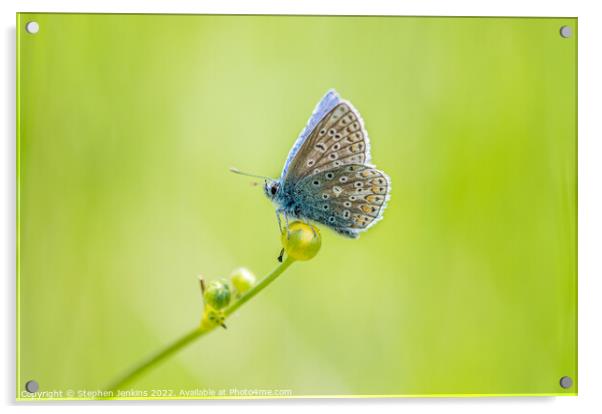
265, 179, 302, 218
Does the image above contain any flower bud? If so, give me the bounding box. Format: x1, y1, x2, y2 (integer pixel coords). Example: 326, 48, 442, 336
203, 279, 231, 310
230, 267, 256, 295
281, 221, 321, 261
200, 306, 224, 330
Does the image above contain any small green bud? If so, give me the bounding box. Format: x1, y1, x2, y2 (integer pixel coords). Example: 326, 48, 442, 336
230, 267, 256, 295
200, 306, 225, 329
281, 221, 321, 261
203, 279, 231, 310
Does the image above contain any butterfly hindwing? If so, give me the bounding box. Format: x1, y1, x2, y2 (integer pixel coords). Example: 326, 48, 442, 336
283, 93, 371, 184
295, 164, 390, 238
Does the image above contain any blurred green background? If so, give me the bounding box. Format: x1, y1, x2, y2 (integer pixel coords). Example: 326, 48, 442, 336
17, 14, 577, 398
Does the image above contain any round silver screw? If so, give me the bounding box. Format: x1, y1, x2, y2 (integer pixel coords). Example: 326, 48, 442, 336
559, 26, 572, 38
559, 376, 573, 389
25, 380, 39, 393
25, 21, 40, 34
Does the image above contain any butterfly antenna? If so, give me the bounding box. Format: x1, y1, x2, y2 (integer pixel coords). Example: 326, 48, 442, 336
229, 167, 272, 181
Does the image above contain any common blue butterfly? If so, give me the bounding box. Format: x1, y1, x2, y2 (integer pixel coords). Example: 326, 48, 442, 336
233, 89, 391, 239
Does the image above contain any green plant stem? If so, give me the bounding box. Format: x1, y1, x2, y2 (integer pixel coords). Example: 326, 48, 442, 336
107, 257, 295, 393
107, 326, 208, 392
225, 257, 294, 317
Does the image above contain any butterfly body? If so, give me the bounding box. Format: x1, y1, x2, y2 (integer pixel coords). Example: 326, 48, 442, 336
262, 90, 391, 239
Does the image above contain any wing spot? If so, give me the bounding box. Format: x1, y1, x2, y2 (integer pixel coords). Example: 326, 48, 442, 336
319, 128, 326, 136
306, 159, 315, 167
332, 143, 341, 151
322, 204, 329, 211
349, 196, 357, 201
332, 186, 343, 196
339, 176, 348, 183
346, 165, 356, 172
325, 172, 335, 180
335, 106, 347, 115
322, 193, 329, 200
350, 132, 362, 142
328, 128, 336, 136
312, 180, 320, 186
352, 214, 371, 226
334, 161, 343, 166
344, 201, 352, 208
343, 210, 351, 219
351, 143, 365, 153
354, 181, 363, 188
329, 153, 338, 160
361, 169, 377, 177
366, 195, 384, 203
313, 168, 321, 174
328, 216, 336, 223
361, 204, 378, 214
315, 143, 327, 152
334, 133, 342, 140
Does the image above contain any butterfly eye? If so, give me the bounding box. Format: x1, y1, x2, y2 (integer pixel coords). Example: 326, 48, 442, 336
270, 184, 278, 195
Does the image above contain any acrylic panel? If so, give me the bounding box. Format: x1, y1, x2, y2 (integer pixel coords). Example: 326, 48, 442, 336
16, 13, 577, 400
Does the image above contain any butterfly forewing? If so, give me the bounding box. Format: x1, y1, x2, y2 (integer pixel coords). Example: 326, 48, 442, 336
284, 101, 371, 183
296, 164, 390, 238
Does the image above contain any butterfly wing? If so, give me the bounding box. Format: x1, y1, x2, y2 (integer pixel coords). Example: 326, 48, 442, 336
295, 164, 391, 238
281, 90, 371, 184
280, 89, 341, 181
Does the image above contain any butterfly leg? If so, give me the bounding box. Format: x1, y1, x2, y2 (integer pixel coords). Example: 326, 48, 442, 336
275, 210, 289, 262
275, 209, 290, 237
283, 212, 290, 239
276, 210, 283, 234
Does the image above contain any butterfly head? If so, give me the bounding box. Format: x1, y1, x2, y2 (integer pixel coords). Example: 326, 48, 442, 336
264, 179, 281, 201
230, 167, 282, 201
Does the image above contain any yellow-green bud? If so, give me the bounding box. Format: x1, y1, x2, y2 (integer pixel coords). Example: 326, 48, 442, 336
281, 221, 321, 261
230, 267, 256, 295
203, 279, 231, 310
200, 306, 224, 329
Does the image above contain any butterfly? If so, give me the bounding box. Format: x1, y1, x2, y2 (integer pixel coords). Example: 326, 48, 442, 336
232, 89, 391, 239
